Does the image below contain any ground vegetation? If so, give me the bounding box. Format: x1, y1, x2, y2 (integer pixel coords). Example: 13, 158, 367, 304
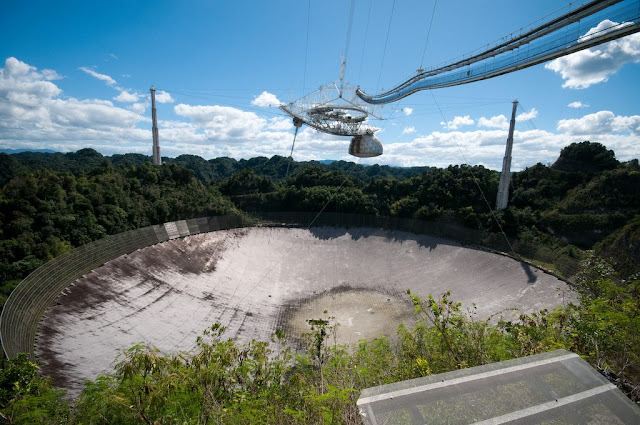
0, 267, 637, 423
0, 141, 638, 422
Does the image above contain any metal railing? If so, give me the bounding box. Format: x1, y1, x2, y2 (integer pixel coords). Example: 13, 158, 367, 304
357, 0, 640, 103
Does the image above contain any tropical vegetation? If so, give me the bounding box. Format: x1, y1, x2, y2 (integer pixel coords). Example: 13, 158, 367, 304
0, 141, 638, 423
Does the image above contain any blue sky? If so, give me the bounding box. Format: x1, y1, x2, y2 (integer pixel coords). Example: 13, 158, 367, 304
1, 0, 639, 170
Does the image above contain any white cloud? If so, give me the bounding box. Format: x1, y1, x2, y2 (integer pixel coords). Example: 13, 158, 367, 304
174, 103, 271, 141
402, 126, 416, 134
579, 19, 629, 43
545, 20, 640, 89
251, 91, 281, 107
131, 103, 147, 114
517, 108, 538, 121
558, 111, 614, 134
377, 125, 640, 170
0, 58, 62, 106
155, 90, 174, 103
0, 59, 303, 160
1, 57, 62, 81
440, 115, 474, 130
558, 110, 640, 135
2, 58, 638, 170
0, 58, 148, 153
79, 67, 118, 86
478, 114, 508, 130
568, 101, 589, 108
266, 117, 293, 131
402, 107, 413, 116
4, 57, 34, 77
114, 90, 140, 103
611, 115, 640, 134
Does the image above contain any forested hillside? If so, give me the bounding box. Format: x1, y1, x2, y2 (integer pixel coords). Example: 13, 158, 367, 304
1, 141, 638, 297
1, 149, 433, 185
0, 161, 237, 307
0, 141, 638, 422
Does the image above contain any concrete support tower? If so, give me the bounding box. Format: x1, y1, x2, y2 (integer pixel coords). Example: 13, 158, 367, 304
496, 100, 518, 210
150, 87, 162, 166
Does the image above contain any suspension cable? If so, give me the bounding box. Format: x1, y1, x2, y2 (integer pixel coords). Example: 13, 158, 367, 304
430, 91, 515, 253
302, 0, 311, 96
376, 0, 396, 90
283, 1, 311, 171
307, 160, 359, 228
340, 0, 357, 94
429, 91, 544, 303
285, 123, 302, 179
420, 0, 439, 70
344, 0, 356, 63
357, 0, 374, 82
234, 160, 361, 307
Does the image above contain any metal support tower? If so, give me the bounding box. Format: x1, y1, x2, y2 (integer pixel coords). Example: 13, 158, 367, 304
496, 100, 518, 210
150, 87, 162, 166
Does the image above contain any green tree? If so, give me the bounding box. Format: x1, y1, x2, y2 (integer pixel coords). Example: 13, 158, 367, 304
553, 141, 619, 173
0, 354, 70, 424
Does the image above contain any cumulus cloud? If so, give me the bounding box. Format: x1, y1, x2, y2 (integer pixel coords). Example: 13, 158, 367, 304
378, 124, 640, 170
545, 20, 640, 88
1, 57, 59, 82
174, 103, 272, 140
381, 129, 513, 169
114, 90, 140, 103
478, 114, 508, 130
402, 107, 413, 116
0, 58, 63, 106
0, 58, 148, 153
402, 126, 416, 134
517, 108, 538, 121
79, 66, 118, 86
610, 115, 640, 134
2, 57, 638, 169
557, 110, 640, 135
4, 57, 33, 77
440, 115, 474, 130
131, 103, 147, 114
266, 117, 293, 131
558, 111, 614, 135
0, 58, 307, 160
155, 90, 174, 103
251, 91, 281, 107
568, 101, 589, 108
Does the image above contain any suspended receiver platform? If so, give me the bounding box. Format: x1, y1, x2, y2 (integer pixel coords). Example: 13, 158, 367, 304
280, 82, 383, 158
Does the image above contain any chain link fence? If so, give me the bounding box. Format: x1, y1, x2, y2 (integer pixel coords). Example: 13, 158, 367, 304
0, 213, 581, 360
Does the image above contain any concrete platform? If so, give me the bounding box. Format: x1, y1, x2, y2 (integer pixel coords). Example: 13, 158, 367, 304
35, 227, 576, 396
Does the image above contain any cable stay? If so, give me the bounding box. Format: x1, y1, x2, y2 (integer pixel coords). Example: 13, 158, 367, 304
281, 0, 384, 158
285, 117, 303, 179
418, 0, 439, 72
357, 0, 640, 104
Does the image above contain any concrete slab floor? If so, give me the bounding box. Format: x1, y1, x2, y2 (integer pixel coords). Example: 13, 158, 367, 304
35, 227, 576, 396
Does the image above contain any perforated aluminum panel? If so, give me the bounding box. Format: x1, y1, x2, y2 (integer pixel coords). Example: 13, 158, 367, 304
357, 350, 640, 424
